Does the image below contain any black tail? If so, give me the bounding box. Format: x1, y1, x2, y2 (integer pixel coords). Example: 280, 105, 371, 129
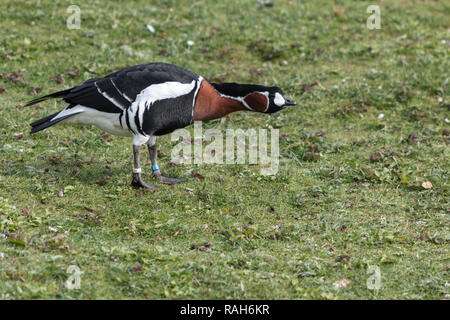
26, 88, 78, 134
23, 88, 72, 107
30, 112, 60, 127
30, 110, 81, 134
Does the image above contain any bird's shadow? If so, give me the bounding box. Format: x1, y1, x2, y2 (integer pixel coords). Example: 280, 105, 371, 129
1, 157, 188, 190
1, 158, 131, 188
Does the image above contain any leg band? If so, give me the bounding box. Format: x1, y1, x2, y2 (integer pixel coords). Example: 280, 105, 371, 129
151, 165, 160, 171
133, 168, 142, 174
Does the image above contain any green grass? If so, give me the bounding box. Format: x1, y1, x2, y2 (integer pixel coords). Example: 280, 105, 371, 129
0, 0, 449, 299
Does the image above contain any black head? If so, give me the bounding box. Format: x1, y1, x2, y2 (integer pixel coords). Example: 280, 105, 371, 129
211, 82, 296, 114
264, 87, 297, 113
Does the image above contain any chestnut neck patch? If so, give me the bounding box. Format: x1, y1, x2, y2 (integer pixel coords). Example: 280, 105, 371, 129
244, 92, 269, 112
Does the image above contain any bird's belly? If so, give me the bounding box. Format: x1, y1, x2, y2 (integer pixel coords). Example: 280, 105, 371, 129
63, 105, 132, 137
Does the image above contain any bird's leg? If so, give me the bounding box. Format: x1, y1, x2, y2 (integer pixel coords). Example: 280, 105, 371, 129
147, 138, 185, 185
131, 144, 156, 189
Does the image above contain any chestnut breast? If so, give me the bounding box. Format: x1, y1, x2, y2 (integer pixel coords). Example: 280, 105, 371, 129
193, 81, 245, 121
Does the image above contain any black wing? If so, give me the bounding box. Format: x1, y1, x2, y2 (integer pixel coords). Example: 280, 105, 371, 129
65, 63, 200, 113
25, 63, 200, 114
106, 62, 200, 100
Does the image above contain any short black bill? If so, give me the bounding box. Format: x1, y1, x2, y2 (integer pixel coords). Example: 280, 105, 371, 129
285, 97, 296, 106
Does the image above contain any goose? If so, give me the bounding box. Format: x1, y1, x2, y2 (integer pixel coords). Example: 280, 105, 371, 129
25, 62, 296, 189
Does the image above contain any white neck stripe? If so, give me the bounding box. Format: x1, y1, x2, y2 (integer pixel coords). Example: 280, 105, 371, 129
191, 77, 204, 121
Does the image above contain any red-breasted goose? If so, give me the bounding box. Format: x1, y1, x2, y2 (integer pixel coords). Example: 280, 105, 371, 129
25, 62, 296, 188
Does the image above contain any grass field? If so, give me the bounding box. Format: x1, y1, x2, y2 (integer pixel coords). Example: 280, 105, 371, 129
0, 0, 448, 299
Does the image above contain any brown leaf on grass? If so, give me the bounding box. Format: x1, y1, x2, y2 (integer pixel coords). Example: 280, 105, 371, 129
308, 143, 320, 152
83, 207, 95, 213
82, 157, 95, 165
72, 166, 81, 176
29, 87, 42, 95
420, 231, 432, 241
46, 233, 66, 243
48, 156, 61, 164
190, 241, 212, 252
51, 74, 65, 84
0, 86, 7, 93
304, 152, 321, 161
3, 52, 15, 59
333, 4, 345, 17
74, 206, 105, 225
99, 132, 111, 144
314, 131, 327, 137
157, 150, 168, 157
298, 82, 317, 94
74, 212, 88, 221
7, 72, 26, 82
370, 147, 398, 163
370, 152, 382, 163
191, 172, 205, 180
158, 49, 168, 56
96, 175, 112, 186
132, 262, 143, 272
21, 208, 31, 218
335, 255, 350, 262
333, 279, 351, 288
22, 103, 43, 109
99, 204, 108, 213
13, 133, 24, 139
421, 181, 432, 189
249, 67, 263, 80
67, 70, 80, 77
407, 132, 417, 144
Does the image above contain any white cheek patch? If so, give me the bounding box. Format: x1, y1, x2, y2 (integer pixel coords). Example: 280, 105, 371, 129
274, 92, 285, 107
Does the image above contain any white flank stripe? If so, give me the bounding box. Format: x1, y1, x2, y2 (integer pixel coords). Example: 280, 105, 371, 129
94, 81, 125, 110
51, 106, 86, 122
135, 80, 197, 131
111, 78, 133, 102
137, 80, 197, 105
52, 105, 132, 137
